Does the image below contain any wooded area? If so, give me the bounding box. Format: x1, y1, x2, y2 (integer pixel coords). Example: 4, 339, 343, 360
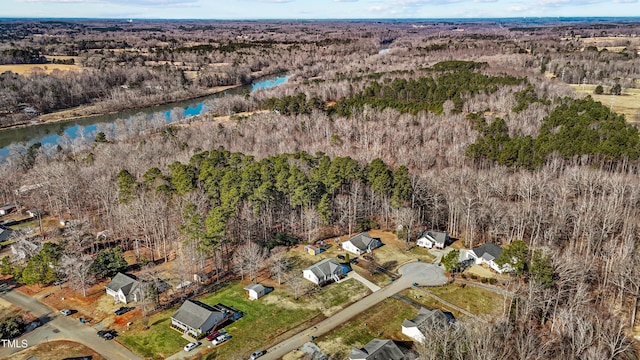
2, 18, 640, 359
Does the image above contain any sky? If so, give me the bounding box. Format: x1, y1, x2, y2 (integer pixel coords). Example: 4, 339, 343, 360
3, 0, 640, 20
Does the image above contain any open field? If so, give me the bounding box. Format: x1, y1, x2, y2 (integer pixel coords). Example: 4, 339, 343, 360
118, 310, 187, 359
11, 340, 105, 360
0, 63, 82, 75
427, 283, 507, 317
315, 298, 417, 359
571, 84, 640, 122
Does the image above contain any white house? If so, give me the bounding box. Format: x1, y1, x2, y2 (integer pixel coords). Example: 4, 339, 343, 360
105, 273, 141, 304
416, 230, 449, 249
0, 204, 17, 216
402, 307, 455, 343
464, 243, 509, 274
303, 258, 348, 286
244, 283, 267, 300
342, 233, 382, 255
349, 339, 406, 360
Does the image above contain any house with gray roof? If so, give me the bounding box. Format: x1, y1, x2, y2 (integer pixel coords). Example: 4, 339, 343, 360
349, 339, 407, 360
0, 227, 13, 243
171, 300, 233, 337
465, 243, 509, 273
105, 273, 141, 304
302, 258, 349, 286
0, 204, 17, 216
402, 307, 455, 343
416, 230, 449, 249
342, 232, 382, 255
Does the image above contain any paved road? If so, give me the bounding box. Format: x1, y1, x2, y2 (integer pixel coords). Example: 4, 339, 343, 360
260, 262, 446, 360
0, 287, 142, 360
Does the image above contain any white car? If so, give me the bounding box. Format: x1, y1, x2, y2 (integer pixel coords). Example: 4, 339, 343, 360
212, 334, 232, 346
60, 309, 72, 316
184, 341, 201, 352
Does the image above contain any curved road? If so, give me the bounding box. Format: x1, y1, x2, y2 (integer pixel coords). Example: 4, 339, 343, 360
261, 262, 446, 360
0, 287, 142, 360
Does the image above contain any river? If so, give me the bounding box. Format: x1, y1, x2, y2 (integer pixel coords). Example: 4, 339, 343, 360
0, 74, 289, 160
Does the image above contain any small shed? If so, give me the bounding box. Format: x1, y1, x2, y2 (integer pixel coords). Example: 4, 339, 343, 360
244, 284, 266, 300
304, 244, 323, 256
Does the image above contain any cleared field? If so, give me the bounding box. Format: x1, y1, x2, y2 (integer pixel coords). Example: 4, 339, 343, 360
0, 63, 82, 75
427, 283, 507, 317
571, 84, 640, 122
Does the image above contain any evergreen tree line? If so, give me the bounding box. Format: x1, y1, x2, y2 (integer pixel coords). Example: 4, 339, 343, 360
466, 97, 640, 169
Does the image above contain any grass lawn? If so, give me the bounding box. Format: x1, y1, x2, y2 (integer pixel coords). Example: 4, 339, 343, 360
315, 298, 417, 359
571, 84, 640, 122
198, 283, 319, 359
399, 288, 462, 318
427, 283, 506, 317
118, 311, 186, 359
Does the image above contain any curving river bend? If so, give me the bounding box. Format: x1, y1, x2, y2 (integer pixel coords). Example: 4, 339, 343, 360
0, 74, 289, 161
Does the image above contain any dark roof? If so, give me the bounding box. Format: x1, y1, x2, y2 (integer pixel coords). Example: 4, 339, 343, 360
0, 204, 16, 211
304, 258, 343, 279
0, 227, 12, 242
472, 243, 502, 260
344, 232, 379, 251
350, 339, 405, 360
106, 273, 139, 295
171, 299, 226, 330
402, 307, 455, 333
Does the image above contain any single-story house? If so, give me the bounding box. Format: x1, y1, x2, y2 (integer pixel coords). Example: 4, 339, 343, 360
244, 283, 267, 300
463, 243, 509, 273
0, 204, 17, 216
402, 307, 455, 343
342, 233, 382, 255
349, 339, 406, 360
171, 300, 238, 337
303, 258, 350, 286
416, 230, 449, 249
106, 273, 141, 304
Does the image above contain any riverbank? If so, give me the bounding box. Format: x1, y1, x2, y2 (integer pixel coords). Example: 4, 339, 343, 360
0, 84, 241, 131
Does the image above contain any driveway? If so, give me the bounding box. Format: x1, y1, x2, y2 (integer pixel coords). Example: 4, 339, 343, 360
260, 261, 446, 360
0, 287, 142, 360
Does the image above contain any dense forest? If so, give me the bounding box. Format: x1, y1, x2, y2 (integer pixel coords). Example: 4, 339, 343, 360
2, 19, 640, 360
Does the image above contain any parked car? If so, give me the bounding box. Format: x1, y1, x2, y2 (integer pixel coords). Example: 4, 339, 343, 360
60, 309, 72, 316
184, 341, 201, 352
350, 258, 358, 264
97, 330, 115, 340
212, 334, 232, 346
206, 330, 221, 341
250, 350, 267, 359
337, 254, 346, 261
25, 319, 41, 332
114, 307, 133, 316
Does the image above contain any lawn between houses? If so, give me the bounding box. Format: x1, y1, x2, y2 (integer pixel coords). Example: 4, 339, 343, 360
119, 279, 370, 360
314, 297, 418, 360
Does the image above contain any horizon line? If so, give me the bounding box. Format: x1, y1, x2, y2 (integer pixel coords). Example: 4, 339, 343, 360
1, 16, 640, 21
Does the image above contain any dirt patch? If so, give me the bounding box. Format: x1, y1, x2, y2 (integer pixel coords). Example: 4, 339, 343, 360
11, 340, 105, 360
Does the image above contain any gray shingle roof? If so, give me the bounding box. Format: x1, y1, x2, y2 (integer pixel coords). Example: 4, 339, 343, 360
472, 243, 502, 261
402, 307, 454, 333
421, 231, 448, 244
0, 227, 12, 242
304, 258, 342, 279
244, 284, 265, 292
344, 233, 379, 252
350, 339, 405, 360
171, 300, 226, 330
106, 273, 139, 295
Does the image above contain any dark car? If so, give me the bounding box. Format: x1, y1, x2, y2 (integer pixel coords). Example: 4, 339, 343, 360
25, 319, 41, 332
97, 330, 116, 340
350, 258, 358, 264
337, 254, 346, 261
114, 307, 132, 316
